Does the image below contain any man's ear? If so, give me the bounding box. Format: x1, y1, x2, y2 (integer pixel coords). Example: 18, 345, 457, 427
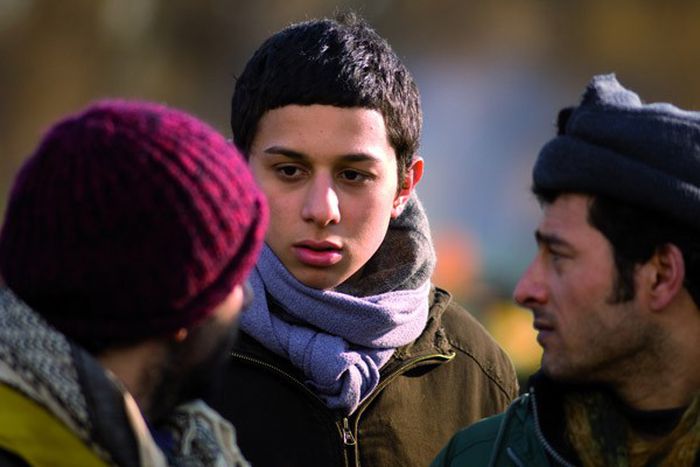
171, 327, 189, 343
645, 243, 685, 311
391, 156, 424, 219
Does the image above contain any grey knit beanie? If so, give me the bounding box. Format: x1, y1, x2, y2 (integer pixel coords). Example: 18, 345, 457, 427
534, 74, 700, 229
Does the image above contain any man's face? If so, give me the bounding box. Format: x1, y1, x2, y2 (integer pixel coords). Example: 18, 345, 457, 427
149, 282, 251, 423
248, 104, 412, 290
513, 194, 653, 383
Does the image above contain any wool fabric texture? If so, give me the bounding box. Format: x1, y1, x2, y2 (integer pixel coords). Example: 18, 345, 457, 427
534, 73, 700, 230
0, 100, 268, 342
241, 195, 434, 414
0, 287, 251, 466
564, 389, 700, 466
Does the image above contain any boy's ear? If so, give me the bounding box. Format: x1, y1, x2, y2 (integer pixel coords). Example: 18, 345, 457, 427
391, 157, 424, 219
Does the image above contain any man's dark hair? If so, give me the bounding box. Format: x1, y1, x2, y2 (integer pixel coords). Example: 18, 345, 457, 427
534, 188, 700, 307
230, 12, 422, 180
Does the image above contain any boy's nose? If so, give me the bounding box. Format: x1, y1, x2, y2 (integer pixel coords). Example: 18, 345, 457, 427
301, 175, 341, 227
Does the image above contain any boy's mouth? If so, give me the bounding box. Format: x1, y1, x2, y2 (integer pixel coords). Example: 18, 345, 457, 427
293, 240, 343, 267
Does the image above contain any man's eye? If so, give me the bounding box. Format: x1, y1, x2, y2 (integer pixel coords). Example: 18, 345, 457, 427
547, 249, 568, 265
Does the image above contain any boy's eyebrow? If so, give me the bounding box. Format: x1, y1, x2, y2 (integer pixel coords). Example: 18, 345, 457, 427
263, 146, 306, 160
341, 153, 382, 163
262, 146, 381, 163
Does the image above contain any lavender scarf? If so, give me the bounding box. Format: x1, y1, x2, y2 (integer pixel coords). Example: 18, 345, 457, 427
240, 195, 435, 414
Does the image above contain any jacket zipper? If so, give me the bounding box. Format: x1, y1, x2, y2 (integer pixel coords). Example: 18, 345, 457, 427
342, 351, 457, 466
341, 417, 357, 445
338, 416, 358, 466
530, 389, 576, 467
232, 350, 455, 467
355, 351, 456, 417
232, 352, 356, 464
230, 352, 326, 403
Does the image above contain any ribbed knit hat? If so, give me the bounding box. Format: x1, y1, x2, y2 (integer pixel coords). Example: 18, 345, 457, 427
534, 74, 700, 230
0, 100, 268, 343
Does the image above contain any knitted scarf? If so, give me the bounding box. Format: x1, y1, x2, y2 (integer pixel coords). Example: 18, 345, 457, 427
0, 287, 249, 467
564, 390, 700, 466
240, 195, 436, 414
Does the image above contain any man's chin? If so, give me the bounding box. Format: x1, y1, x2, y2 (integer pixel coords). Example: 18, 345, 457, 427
541, 361, 592, 385
147, 323, 239, 424
541, 357, 573, 382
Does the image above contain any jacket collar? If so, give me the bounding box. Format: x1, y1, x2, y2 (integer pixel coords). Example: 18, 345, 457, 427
528, 371, 581, 465
388, 286, 453, 361
528, 371, 640, 466
0, 287, 147, 466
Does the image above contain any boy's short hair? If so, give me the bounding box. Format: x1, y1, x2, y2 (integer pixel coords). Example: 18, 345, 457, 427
230, 12, 422, 179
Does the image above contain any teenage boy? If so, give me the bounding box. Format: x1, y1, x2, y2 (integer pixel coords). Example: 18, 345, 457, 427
207, 14, 518, 467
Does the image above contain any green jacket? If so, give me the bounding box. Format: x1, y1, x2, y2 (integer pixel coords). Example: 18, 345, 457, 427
432, 372, 700, 467
431, 390, 573, 467
432, 372, 580, 467
207, 286, 519, 467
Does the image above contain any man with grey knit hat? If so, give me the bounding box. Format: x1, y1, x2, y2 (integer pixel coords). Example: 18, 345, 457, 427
433, 74, 700, 466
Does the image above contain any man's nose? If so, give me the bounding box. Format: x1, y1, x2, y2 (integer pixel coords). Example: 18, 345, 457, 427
513, 259, 548, 308
301, 174, 341, 227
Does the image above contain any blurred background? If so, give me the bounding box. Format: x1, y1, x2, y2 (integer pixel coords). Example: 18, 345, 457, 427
3, 0, 700, 382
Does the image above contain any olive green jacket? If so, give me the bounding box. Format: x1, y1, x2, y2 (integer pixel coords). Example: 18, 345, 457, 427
207, 286, 518, 467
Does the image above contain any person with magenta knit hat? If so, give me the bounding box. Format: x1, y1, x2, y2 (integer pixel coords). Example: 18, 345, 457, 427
0, 100, 267, 466
204, 13, 519, 467
433, 74, 700, 466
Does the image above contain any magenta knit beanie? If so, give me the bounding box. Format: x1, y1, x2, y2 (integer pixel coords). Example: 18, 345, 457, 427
0, 99, 267, 343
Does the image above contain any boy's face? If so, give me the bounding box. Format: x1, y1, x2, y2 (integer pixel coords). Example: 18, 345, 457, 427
248, 104, 419, 290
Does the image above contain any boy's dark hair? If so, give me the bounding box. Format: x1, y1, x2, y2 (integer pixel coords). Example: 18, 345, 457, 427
535, 188, 700, 308
230, 13, 422, 179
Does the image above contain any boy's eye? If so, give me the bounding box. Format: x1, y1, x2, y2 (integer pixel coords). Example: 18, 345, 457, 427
339, 170, 370, 182
275, 165, 304, 178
